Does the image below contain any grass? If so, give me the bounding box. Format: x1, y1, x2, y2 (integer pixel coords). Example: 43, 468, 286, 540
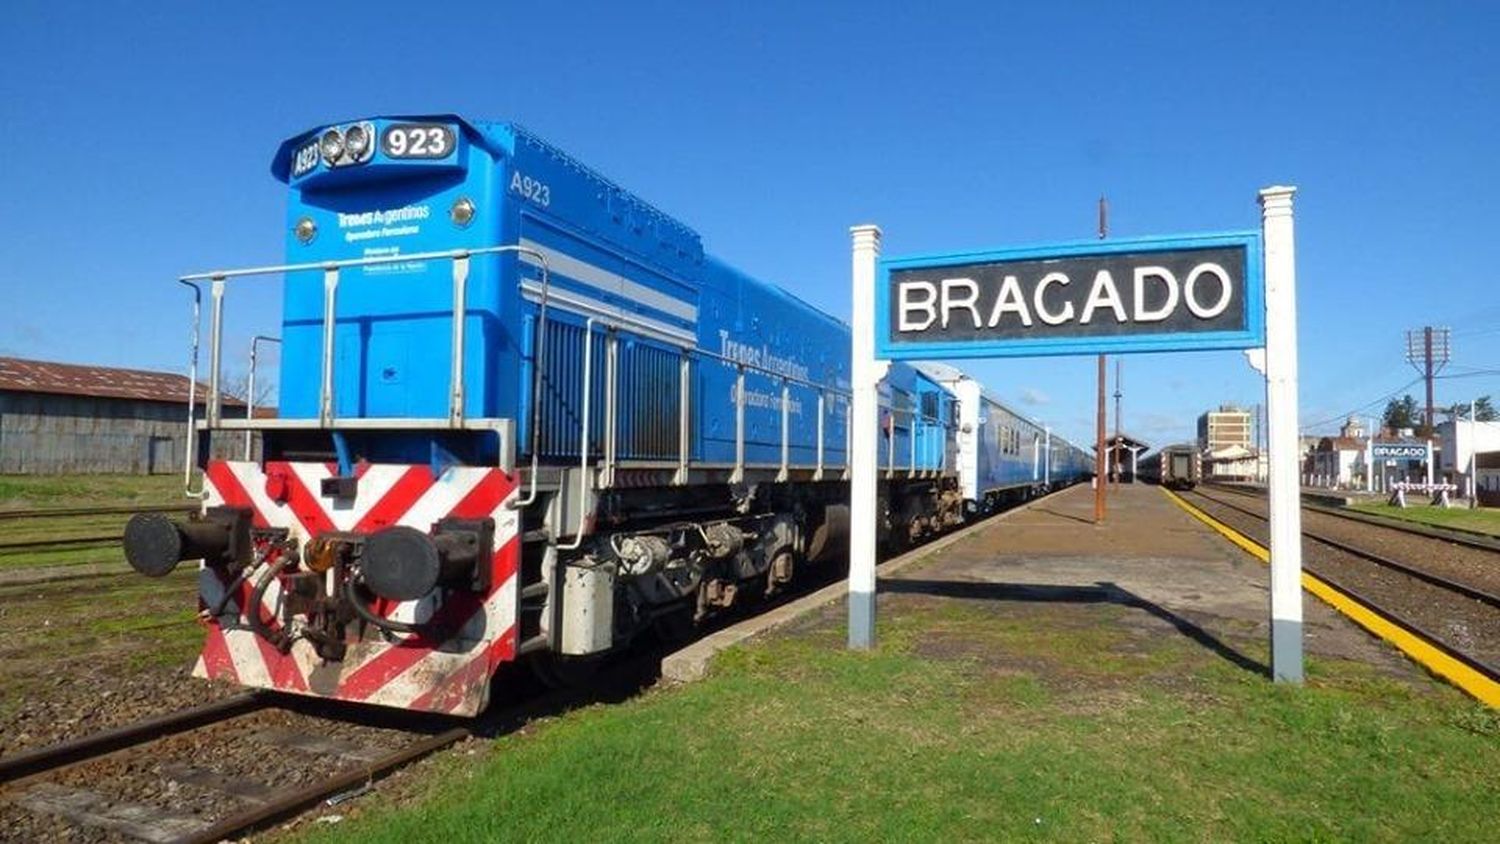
0, 473, 185, 509
0, 474, 191, 571
0, 571, 202, 718
0, 474, 203, 718
290, 589, 1500, 843
1348, 501, 1500, 536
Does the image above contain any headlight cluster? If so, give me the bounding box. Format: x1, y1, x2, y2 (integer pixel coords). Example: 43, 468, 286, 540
320, 121, 376, 168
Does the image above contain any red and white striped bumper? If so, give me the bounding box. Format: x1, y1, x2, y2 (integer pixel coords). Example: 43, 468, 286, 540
195, 460, 521, 716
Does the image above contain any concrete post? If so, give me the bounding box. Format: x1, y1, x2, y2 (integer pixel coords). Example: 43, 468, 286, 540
1260, 185, 1304, 684
848, 224, 883, 650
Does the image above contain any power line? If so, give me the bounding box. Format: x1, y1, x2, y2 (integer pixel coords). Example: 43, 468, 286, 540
1299, 376, 1422, 433
1436, 370, 1500, 380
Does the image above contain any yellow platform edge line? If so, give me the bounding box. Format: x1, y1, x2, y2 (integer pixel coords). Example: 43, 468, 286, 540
1160, 487, 1500, 707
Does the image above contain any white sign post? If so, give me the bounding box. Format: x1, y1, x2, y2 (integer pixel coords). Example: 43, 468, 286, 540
1259, 186, 1304, 683
852, 189, 1300, 684
848, 224, 883, 649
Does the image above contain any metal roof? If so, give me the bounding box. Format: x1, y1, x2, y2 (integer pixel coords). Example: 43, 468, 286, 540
0, 356, 244, 406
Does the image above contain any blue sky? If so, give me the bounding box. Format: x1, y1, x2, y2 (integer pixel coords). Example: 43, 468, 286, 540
2, 1, 1497, 448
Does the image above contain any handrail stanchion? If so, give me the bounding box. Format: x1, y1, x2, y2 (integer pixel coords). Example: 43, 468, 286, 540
844, 401, 851, 480
319, 266, 339, 427
910, 409, 917, 475
449, 253, 470, 427
177, 280, 203, 498
815, 391, 826, 481
244, 335, 281, 460
886, 405, 895, 479
732, 365, 746, 484
779, 380, 790, 482
514, 247, 550, 508
676, 352, 690, 485
207, 277, 226, 429
559, 318, 595, 551
603, 330, 618, 488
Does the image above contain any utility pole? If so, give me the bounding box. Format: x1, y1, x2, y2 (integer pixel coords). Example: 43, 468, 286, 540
1094, 195, 1108, 522
1405, 326, 1450, 437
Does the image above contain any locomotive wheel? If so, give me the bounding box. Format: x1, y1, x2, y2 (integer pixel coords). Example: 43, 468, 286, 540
527, 652, 603, 690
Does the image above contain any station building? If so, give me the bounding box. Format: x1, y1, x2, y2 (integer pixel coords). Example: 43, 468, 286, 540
0, 356, 257, 475
1436, 417, 1500, 503
1103, 433, 1150, 483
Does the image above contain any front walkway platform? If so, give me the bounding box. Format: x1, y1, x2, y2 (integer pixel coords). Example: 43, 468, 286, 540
880, 483, 1413, 674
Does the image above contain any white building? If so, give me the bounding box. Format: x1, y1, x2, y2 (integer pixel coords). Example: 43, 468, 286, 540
1436, 418, 1500, 491
1306, 436, 1367, 488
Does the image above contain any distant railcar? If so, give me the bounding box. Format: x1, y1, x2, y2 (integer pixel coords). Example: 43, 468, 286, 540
1140, 444, 1200, 490
915, 364, 1094, 515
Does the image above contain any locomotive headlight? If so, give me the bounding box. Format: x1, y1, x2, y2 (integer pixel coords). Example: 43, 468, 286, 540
320, 128, 345, 165
450, 196, 476, 227
345, 122, 372, 162
294, 216, 317, 244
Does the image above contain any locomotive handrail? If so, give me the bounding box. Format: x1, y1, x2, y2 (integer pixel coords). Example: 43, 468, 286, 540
177, 245, 552, 508
244, 334, 281, 460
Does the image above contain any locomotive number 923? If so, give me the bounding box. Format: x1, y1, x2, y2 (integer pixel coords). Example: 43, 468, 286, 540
381, 123, 454, 159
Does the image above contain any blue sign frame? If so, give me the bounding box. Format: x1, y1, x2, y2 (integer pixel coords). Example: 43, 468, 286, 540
875, 231, 1265, 360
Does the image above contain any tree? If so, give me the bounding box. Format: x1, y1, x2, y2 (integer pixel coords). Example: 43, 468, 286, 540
218, 372, 276, 408
1382, 394, 1420, 432
1445, 395, 1497, 422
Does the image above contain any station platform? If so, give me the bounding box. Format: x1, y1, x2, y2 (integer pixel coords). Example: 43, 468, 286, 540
1207, 480, 1383, 507
878, 483, 1414, 674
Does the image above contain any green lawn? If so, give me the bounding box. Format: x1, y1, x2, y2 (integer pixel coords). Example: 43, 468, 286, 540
0, 474, 192, 572
292, 591, 1500, 843
1348, 501, 1500, 536
0, 473, 186, 509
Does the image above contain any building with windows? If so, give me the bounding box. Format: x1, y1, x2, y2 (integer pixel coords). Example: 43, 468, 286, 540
1197, 404, 1252, 452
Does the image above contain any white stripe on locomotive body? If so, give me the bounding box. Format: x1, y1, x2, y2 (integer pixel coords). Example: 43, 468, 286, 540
518, 237, 698, 324
520, 281, 697, 348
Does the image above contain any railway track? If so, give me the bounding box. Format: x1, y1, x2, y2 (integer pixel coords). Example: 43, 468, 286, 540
1201, 481, 1500, 552
0, 534, 121, 552
0, 504, 196, 522
0, 644, 668, 844
1178, 487, 1500, 686
0, 691, 472, 843
1187, 487, 1500, 609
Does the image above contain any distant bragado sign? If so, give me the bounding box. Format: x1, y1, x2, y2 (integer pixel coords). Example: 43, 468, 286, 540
876, 232, 1264, 359
1372, 443, 1427, 460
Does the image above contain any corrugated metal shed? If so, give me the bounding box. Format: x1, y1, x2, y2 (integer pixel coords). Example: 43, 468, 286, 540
0, 356, 257, 475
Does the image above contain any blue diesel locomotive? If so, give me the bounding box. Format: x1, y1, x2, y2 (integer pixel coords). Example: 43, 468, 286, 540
122, 115, 1090, 715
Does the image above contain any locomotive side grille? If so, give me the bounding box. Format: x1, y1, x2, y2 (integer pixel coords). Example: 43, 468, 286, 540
535, 320, 684, 462
537, 320, 606, 459
618, 340, 684, 460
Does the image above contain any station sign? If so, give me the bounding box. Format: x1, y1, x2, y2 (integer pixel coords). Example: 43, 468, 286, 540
1372, 443, 1427, 460
876, 232, 1263, 359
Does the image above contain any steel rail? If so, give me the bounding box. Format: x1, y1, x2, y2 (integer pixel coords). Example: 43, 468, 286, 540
0, 693, 268, 784
0, 504, 196, 521
178, 726, 471, 844
1171, 490, 1500, 689
0, 535, 122, 552
1203, 482, 1500, 553
1184, 489, 1500, 609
